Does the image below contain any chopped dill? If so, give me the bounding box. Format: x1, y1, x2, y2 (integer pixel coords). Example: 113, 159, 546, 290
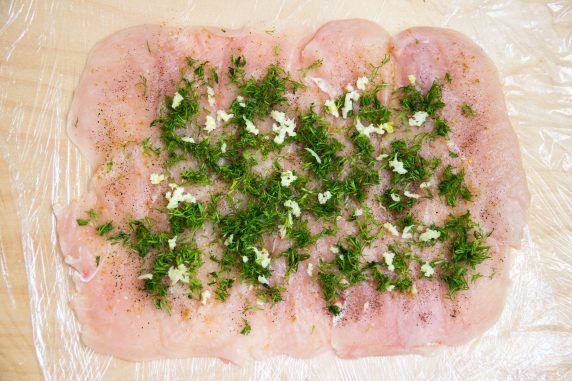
296, 109, 345, 180
432, 117, 450, 138
444, 72, 452, 83
108, 51, 493, 316
137, 75, 148, 97
76, 218, 89, 226
460, 102, 475, 117
210, 67, 219, 84
289, 219, 313, 248
439, 212, 490, 297
141, 138, 161, 157
169, 202, 207, 235
300, 59, 323, 77
96, 221, 113, 236
282, 248, 310, 275
230, 57, 302, 123
240, 318, 252, 335
358, 91, 391, 126
351, 132, 375, 161
386, 139, 439, 186
380, 187, 417, 213
399, 80, 445, 117
128, 218, 166, 257
142, 244, 203, 308
258, 286, 284, 304
180, 165, 211, 185
107, 231, 129, 244
317, 271, 345, 315
215, 278, 234, 302
438, 165, 473, 207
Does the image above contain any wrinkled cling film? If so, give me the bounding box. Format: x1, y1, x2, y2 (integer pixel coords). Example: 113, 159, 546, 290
0, 0, 570, 379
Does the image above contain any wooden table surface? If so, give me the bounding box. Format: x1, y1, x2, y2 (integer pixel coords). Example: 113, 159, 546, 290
0, 161, 41, 379
1, 1, 570, 380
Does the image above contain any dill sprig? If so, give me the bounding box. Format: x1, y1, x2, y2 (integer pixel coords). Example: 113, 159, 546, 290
229, 55, 302, 130
398, 80, 445, 117
358, 91, 391, 126
460, 102, 475, 117
240, 318, 252, 335
282, 248, 310, 275
214, 278, 234, 302
96, 221, 113, 236
169, 202, 207, 235
317, 270, 345, 315
378, 139, 439, 213
296, 109, 345, 180
128, 218, 167, 257
438, 212, 490, 297
438, 165, 473, 207
76, 209, 97, 226
142, 243, 203, 310
180, 164, 211, 185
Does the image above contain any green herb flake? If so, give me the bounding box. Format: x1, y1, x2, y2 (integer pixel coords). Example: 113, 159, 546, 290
433, 117, 450, 138
358, 91, 391, 126
460, 103, 475, 118
230, 59, 302, 126
215, 278, 234, 302
141, 138, 161, 157
96, 221, 113, 236
317, 271, 344, 314
438, 165, 473, 207
296, 109, 345, 180
180, 165, 211, 185
240, 318, 252, 335
138, 75, 148, 97
210, 67, 219, 84
327, 305, 342, 316
282, 248, 310, 275
128, 218, 165, 257
399, 80, 445, 117
143, 245, 203, 308
258, 286, 283, 304
169, 202, 207, 235
444, 72, 452, 83
107, 231, 129, 243
300, 59, 323, 77
439, 212, 491, 298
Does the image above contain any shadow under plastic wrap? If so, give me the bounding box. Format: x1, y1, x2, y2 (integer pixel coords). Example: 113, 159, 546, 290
0, 0, 570, 379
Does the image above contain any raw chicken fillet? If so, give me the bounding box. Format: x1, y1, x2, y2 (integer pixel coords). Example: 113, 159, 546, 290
56, 20, 529, 363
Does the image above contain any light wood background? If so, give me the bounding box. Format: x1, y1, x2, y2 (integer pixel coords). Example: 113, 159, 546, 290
0, 160, 40, 379
1, 1, 570, 380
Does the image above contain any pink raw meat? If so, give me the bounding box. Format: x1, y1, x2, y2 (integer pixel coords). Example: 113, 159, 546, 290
57, 20, 529, 363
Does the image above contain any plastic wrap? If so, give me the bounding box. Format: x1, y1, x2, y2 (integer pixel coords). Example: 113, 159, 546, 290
0, 0, 570, 379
